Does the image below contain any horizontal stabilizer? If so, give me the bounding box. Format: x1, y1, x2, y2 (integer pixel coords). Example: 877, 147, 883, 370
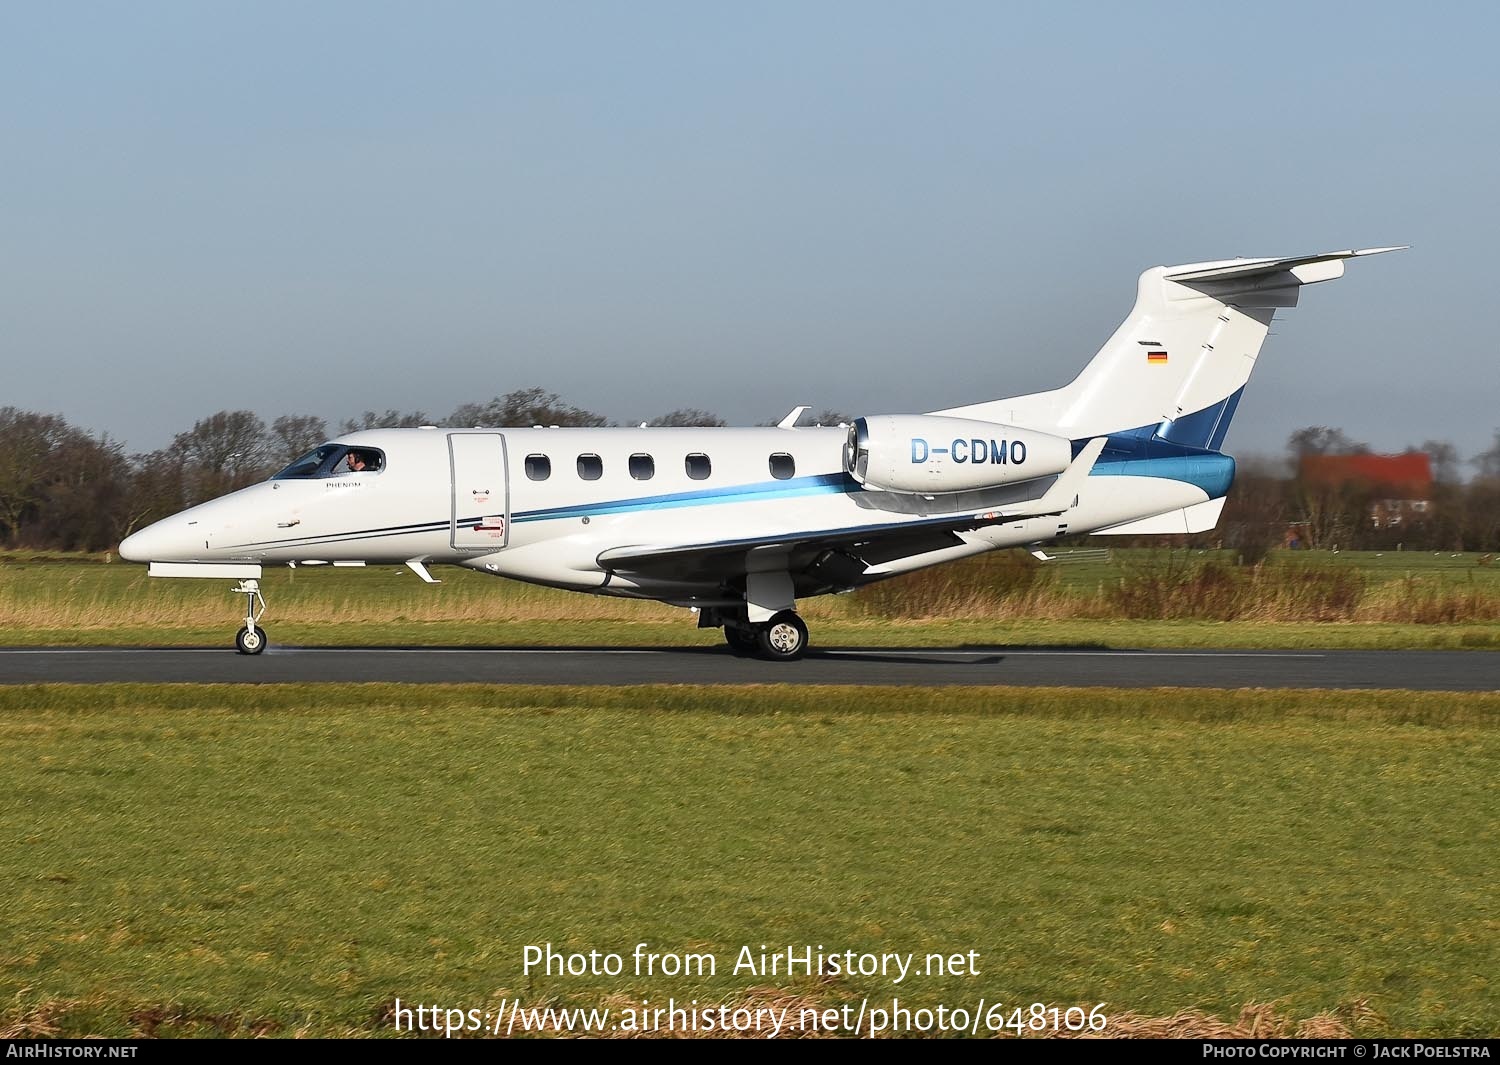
1165, 247, 1406, 287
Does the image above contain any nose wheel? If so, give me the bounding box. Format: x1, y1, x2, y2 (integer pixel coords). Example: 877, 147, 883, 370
236, 624, 268, 655
232, 579, 268, 655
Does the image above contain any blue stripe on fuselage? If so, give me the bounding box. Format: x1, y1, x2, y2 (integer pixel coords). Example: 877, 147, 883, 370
509, 472, 856, 523
219, 475, 858, 550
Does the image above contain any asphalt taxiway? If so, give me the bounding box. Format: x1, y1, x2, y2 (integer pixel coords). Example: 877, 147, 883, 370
1, 646, 1496, 690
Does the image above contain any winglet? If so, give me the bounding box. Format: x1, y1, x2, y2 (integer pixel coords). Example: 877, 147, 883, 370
1032, 437, 1106, 514
777, 406, 810, 429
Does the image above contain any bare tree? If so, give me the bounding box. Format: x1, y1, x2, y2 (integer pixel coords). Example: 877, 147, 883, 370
123, 448, 188, 538
1216, 455, 1287, 563
1417, 439, 1461, 484
0, 410, 137, 549
646, 408, 727, 427
0, 409, 95, 544
1464, 478, 1500, 551
448, 389, 606, 428
170, 410, 273, 503
1286, 429, 1375, 549
1287, 426, 1368, 456
35, 432, 130, 551
1472, 430, 1500, 481
270, 415, 329, 463
1295, 476, 1372, 550
338, 409, 432, 433
757, 407, 854, 427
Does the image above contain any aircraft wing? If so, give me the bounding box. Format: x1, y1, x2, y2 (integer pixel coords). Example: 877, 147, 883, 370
597, 439, 1106, 582
598, 509, 1020, 573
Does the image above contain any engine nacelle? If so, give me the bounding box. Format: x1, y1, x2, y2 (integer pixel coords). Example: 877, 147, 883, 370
845, 415, 1073, 493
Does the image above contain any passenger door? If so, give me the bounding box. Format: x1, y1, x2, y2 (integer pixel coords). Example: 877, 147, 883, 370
448, 433, 509, 551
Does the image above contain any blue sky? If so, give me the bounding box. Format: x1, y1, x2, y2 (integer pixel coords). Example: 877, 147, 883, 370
2, 1, 1495, 461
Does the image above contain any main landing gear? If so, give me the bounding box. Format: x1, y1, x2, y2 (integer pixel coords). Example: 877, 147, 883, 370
723, 610, 809, 661
712, 564, 810, 661
232, 579, 268, 655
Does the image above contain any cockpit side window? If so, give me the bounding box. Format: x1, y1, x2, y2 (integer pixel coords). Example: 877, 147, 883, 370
273, 444, 386, 479
274, 444, 341, 479
340, 448, 384, 474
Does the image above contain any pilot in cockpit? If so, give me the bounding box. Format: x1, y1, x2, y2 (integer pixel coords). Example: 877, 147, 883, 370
344, 450, 369, 473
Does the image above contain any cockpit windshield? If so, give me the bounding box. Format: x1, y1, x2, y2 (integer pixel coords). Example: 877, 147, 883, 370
273, 444, 386, 479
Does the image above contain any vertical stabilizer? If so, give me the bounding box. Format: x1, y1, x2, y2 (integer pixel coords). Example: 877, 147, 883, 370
935, 247, 1403, 449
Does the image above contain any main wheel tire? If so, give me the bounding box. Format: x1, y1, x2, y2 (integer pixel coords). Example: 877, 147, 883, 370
236, 625, 267, 655
756, 611, 808, 661
724, 627, 759, 655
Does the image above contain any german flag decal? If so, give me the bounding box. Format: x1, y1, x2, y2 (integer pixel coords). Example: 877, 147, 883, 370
1146, 351, 1169, 364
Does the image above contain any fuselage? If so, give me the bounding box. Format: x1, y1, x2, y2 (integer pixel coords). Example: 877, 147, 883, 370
118, 424, 1223, 604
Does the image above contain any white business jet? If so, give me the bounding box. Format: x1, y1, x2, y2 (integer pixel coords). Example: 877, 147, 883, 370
120, 248, 1401, 659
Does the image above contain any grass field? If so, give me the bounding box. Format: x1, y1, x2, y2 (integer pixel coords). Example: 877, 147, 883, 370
2, 549, 1500, 649
2, 684, 1495, 1038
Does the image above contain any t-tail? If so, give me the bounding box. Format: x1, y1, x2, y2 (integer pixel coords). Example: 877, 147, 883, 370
930, 247, 1404, 535
937, 247, 1406, 454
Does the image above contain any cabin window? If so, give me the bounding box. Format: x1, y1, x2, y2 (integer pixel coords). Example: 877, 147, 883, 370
769, 452, 795, 480
525, 454, 551, 481
685, 453, 711, 480
629, 453, 655, 480
577, 454, 603, 480
273, 444, 385, 479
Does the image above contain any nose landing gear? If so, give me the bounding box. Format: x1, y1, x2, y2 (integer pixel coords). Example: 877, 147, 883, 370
232, 579, 268, 655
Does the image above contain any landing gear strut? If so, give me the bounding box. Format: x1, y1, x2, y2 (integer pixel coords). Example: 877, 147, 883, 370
232, 579, 268, 655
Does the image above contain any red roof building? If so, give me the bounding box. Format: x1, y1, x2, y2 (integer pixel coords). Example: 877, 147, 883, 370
1298, 452, 1434, 527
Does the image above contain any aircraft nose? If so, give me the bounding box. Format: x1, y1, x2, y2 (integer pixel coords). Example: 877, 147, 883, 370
118, 525, 161, 563
119, 520, 201, 563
